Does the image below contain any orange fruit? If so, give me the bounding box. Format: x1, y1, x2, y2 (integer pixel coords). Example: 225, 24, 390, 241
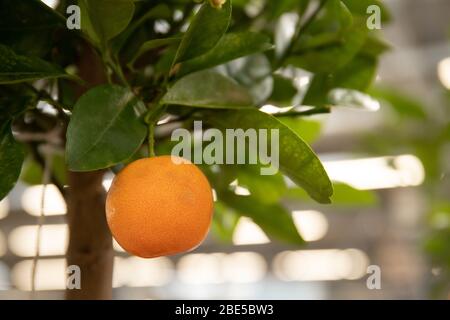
105, 156, 214, 258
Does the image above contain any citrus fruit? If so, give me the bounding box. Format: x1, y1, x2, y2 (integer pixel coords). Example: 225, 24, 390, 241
105, 156, 214, 258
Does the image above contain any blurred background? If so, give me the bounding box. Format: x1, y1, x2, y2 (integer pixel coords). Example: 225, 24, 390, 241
0, 0, 449, 299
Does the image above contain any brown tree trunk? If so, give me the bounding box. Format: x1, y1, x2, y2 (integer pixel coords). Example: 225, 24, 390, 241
64, 43, 113, 299
65, 171, 113, 299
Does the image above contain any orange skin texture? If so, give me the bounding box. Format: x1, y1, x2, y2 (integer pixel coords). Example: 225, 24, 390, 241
106, 156, 214, 258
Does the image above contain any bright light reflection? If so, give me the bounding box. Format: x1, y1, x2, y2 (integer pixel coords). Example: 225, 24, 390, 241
233, 217, 270, 246
9, 224, 68, 257
178, 252, 267, 285
292, 210, 328, 242
41, 0, 59, 8
114, 257, 174, 287
223, 252, 267, 283
324, 154, 425, 190
273, 249, 369, 282
178, 253, 226, 285
21, 184, 67, 216
438, 57, 450, 89
0, 231, 6, 257
12, 259, 66, 291
0, 197, 9, 220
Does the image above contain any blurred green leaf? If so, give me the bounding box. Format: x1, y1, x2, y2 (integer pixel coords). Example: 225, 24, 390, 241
220, 190, 304, 244
162, 70, 254, 109
205, 109, 333, 203
21, 154, 67, 186
370, 87, 427, 119
0, 44, 67, 84
129, 37, 181, 66
303, 54, 377, 107
211, 201, 240, 243
111, 3, 172, 54
288, 21, 367, 73
268, 75, 298, 106
341, 0, 391, 22
225, 165, 288, 204
178, 32, 273, 77
174, 1, 232, 64
66, 85, 147, 171
0, 0, 65, 57
221, 54, 274, 105
285, 183, 378, 207
279, 118, 322, 144
266, 0, 309, 19
0, 124, 25, 201
0, 84, 37, 120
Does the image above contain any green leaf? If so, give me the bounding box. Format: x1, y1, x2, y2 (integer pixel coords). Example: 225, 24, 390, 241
220, 54, 274, 105
129, 37, 181, 66
66, 85, 147, 171
285, 183, 378, 207
269, 75, 298, 106
369, 87, 427, 119
0, 0, 65, 57
111, 4, 172, 54
328, 88, 380, 111
266, 0, 309, 19
0, 44, 67, 84
205, 109, 333, 203
302, 54, 377, 107
0, 124, 25, 201
278, 118, 322, 144
0, 84, 37, 121
21, 154, 67, 186
79, 0, 135, 48
288, 21, 367, 73
174, 1, 232, 64
211, 201, 240, 243
162, 70, 254, 109
222, 165, 288, 204
178, 32, 273, 77
220, 191, 304, 245
360, 35, 391, 58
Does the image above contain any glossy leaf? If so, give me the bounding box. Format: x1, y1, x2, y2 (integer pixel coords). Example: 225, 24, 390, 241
0, 124, 25, 201
205, 109, 333, 203
178, 32, 273, 77
0, 44, 67, 84
66, 85, 147, 171
79, 0, 135, 48
162, 70, 254, 109
174, 1, 232, 64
